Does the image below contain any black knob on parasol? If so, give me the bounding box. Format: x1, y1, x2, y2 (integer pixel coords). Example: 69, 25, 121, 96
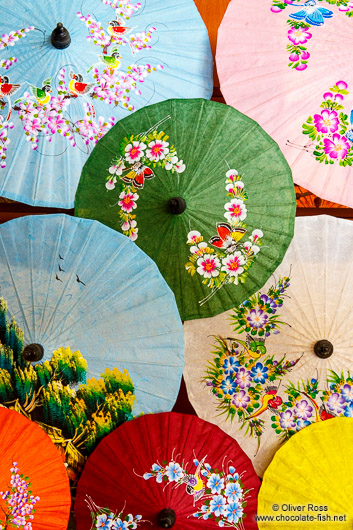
51, 22, 71, 49
22, 343, 44, 362
313, 339, 333, 359
167, 197, 186, 215
157, 508, 176, 528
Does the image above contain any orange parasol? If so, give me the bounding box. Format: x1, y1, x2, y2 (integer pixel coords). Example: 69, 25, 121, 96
0, 408, 70, 529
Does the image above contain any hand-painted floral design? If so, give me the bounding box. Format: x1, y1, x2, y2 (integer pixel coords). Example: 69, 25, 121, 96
143, 455, 249, 528
85, 496, 143, 530
269, 0, 353, 71
271, 371, 353, 441
0, 3, 163, 167
203, 277, 302, 449
0, 462, 40, 529
185, 168, 263, 304
104, 118, 185, 241
301, 81, 353, 166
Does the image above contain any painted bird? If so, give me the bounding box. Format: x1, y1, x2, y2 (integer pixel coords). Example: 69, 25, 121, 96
69, 72, 94, 97
30, 78, 52, 105
300, 391, 335, 422
289, 0, 333, 26
246, 386, 282, 420
225, 335, 266, 360
99, 49, 121, 71
107, 19, 130, 38
0, 75, 21, 99
181, 457, 207, 503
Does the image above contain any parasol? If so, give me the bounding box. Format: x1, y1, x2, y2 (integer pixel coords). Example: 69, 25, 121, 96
0, 0, 213, 208
257, 417, 353, 528
74, 412, 261, 529
75, 97, 296, 320
216, 0, 353, 207
0, 213, 184, 479
0, 407, 70, 529
184, 214, 353, 477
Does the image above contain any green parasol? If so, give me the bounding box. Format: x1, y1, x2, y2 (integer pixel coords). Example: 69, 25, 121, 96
75, 98, 296, 320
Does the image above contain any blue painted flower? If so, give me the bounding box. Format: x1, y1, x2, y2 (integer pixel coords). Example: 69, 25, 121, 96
222, 356, 240, 375
152, 463, 163, 483
207, 473, 224, 494
341, 384, 353, 403
209, 495, 226, 517
220, 376, 237, 396
224, 481, 243, 502
143, 473, 153, 480
344, 403, 353, 417
111, 519, 128, 530
250, 362, 269, 384
295, 418, 311, 431
96, 514, 114, 530
224, 502, 244, 524
165, 462, 184, 482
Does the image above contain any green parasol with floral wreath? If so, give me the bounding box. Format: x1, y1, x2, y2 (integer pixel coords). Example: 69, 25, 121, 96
75, 98, 296, 320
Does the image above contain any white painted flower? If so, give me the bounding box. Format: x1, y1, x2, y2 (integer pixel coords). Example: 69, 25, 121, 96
165, 155, 178, 170
197, 254, 221, 278
124, 140, 146, 164
226, 181, 244, 193
187, 230, 202, 244
175, 159, 186, 173
250, 229, 263, 243
226, 169, 238, 180
122, 221, 130, 231
105, 176, 117, 190
221, 252, 246, 279
243, 241, 260, 255
190, 242, 208, 254
109, 163, 124, 175
224, 199, 247, 222
146, 139, 169, 161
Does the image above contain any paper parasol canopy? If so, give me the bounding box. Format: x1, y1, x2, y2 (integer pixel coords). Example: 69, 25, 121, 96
0, 214, 183, 480
0, 0, 213, 207
258, 417, 353, 528
75, 412, 261, 529
217, 0, 353, 207
0, 408, 70, 529
184, 214, 353, 477
75, 97, 296, 320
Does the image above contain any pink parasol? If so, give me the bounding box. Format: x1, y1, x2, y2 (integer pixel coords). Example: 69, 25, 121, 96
216, 0, 353, 207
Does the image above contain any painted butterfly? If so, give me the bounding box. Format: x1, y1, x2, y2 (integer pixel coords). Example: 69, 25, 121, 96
289, 0, 333, 27
121, 162, 155, 189
209, 223, 247, 253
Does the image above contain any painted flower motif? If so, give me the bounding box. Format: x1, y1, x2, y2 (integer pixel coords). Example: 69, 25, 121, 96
250, 363, 269, 384
118, 190, 139, 213
165, 462, 184, 482
287, 26, 312, 45
220, 376, 237, 396
209, 495, 226, 517
327, 393, 346, 414
235, 368, 251, 389
222, 356, 240, 375
106, 176, 117, 190
279, 410, 296, 430
246, 308, 268, 329
313, 110, 339, 134
260, 294, 278, 311
197, 255, 220, 278
336, 80, 348, 90
243, 241, 260, 255
341, 384, 353, 402
96, 514, 114, 530
224, 198, 247, 222
295, 418, 312, 431
224, 502, 244, 524
152, 464, 163, 483
250, 229, 263, 243
323, 134, 350, 160
187, 231, 202, 244
233, 389, 250, 408
175, 159, 186, 173
190, 242, 208, 255
224, 482, 242, 502
112, 519, 129, 530
344, 403, 353, 417
124, 141, 146, 163
207, 473, 225, 494
293, 399, 313, 420
146, 140, 169, 161
221, 252, 246, 279
225, 168, 238, 181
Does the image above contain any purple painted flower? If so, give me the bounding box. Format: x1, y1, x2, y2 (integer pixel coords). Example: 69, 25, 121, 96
288, 26, 312, 45
327, 393, 346, 414
323, 134, 350, 160
246, 308, 268, 329
235, 368, 251, 389
314, 110, 339, 134
341, 384, 353, 402
233, 389, 250, 408
210, 495, 226, 517
279, 410, 296, 430
260, 294, 278, 311
293, 399, 313, 420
